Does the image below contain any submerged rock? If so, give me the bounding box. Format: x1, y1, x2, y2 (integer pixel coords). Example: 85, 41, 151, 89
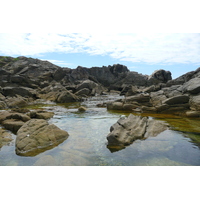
78, 106, 87, 112
0, 128, 13, 149
15, 119, 69, 156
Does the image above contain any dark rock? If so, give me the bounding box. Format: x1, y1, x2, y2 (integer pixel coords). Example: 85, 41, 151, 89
148, 69, 172, 85
2, 87, 37, 98
162, 95, 189, 105
75, 88, 91, 97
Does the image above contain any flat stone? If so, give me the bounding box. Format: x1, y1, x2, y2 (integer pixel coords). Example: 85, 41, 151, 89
162, 95, 189, 105
186, 111, 200, 117
2, 119, 25, 133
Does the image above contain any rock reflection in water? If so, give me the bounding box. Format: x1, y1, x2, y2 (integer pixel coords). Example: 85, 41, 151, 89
107, 114, 170, 152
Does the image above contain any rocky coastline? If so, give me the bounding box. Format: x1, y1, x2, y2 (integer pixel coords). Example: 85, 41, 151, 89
1, 55, 200, 155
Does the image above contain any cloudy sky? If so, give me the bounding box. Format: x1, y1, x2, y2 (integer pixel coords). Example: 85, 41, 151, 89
0, 33, 200, 78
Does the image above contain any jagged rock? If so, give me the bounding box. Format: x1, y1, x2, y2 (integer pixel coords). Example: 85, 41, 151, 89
107, 114, 169, 147
56, 91, 80, 103
5, 96, 28, 108
148, 69, 172, 85
121, 85, 139, 96
166, 67, 200, 87
150, 90, 167, 106
162, 85, 183, 98
76, 80, 98, 91
15, 119, 69, 156
107, 114, 148, 146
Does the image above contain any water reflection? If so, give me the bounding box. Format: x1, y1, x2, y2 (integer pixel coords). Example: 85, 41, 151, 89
15, 136, 69, 157
0, 94, 200, 165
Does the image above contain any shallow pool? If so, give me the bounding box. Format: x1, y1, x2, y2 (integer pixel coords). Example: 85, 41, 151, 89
0, 95, 200, 166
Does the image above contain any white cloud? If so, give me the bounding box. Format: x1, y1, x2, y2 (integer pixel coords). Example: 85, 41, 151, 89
41, 59, 73, 68
0, 33, 200, 65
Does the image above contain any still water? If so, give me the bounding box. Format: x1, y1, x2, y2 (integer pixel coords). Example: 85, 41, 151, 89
0, 95, 200, 166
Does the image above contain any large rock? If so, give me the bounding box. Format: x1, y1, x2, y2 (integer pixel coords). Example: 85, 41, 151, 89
56, 91, 80, 103
107, 114, 169, 148
0, 111, 31, 133
166, 67, 200, 87
182, 77, 200, 94
162, 95, 189, 105
150, 90, 167, 106
2, 87, 37, 98
189, 94, 200, 111
15, 119, 69, 156
148, 69, 172, 85
5, 96, 28, 108
2, 120, 25, 134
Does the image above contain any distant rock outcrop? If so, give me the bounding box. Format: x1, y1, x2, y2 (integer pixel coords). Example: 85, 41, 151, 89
107, 67, 200, 117
0, 56, 173, 109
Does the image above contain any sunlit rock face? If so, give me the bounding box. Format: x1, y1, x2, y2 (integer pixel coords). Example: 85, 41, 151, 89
15, 119, 69, 156
107, 114, 169, 151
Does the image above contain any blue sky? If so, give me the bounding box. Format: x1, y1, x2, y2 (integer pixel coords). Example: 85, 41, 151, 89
0, 33, 200, 79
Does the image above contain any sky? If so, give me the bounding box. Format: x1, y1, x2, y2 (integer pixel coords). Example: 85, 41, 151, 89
0, 33, 200, 79
1, 0, 200, 198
